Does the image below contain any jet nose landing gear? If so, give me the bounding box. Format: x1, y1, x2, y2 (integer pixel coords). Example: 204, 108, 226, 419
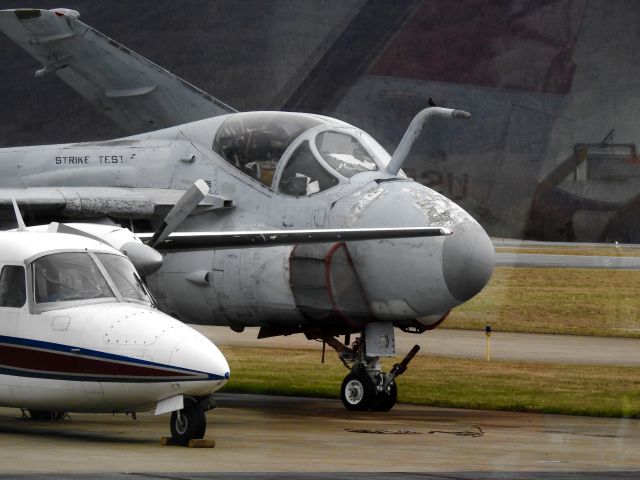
341, 370, 375, 410
324, 323, 418, 412
341, 370, 399, 412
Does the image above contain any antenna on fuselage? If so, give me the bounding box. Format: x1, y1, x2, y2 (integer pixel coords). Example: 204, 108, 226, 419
11, 199, 26, 231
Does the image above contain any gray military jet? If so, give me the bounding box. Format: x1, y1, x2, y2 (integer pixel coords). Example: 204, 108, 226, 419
0, 8, 494, 411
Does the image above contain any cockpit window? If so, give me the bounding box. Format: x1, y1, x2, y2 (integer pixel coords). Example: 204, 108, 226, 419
315, 131, 378, 178
0, 265, 26, 308
33, 253, 114, 303
279, 141, 339, 196
96, 253, 151, 304
213, 112, 322, 187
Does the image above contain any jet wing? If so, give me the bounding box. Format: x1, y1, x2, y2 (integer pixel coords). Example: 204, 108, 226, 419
0, 8, 235, 134
2, 187, 232, 218
139, 226, 452, 251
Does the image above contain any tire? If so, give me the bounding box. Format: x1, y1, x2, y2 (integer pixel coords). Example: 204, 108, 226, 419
340, 371, 375, 411
371, 381, 398, 412
170, 400, 206, 445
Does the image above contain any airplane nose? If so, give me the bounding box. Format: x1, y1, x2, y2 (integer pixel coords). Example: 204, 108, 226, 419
329, 180, 494, 321
442, 220, 495, 302
171, 330, 230, 385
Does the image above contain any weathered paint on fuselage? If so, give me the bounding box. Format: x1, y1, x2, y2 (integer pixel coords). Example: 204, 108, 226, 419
0, 113, 494, 334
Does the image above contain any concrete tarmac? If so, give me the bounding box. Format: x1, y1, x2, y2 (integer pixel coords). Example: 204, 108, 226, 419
0, 394, 638, 479
195, 326, 640, 366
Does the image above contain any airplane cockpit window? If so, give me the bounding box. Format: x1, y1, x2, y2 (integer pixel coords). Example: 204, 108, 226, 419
33, 253, 114, 303
213, 112, 323, 187
315, 131, 378, 178
96, 253, 152, 305
279, 141, 339, 196
0, 265, 26, 308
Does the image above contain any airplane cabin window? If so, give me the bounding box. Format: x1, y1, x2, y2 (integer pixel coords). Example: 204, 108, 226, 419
279, 141, 339, 196
0, 265, 26, 308
213, 112, 322, 187
315, 131, 378, 178
96, 253, 152, 304
33, 253, 115, 303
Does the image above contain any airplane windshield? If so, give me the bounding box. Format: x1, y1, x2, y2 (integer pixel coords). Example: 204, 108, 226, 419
279, 141, 339, 196
33, 252, 115, 303
315, 131, 379, 178
96, 253, 151, 304
213, 112, 323, 187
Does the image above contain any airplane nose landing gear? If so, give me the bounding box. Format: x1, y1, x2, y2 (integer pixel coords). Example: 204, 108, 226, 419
324, 323, 417, 412
341, 370, 375, 410
169, 398, 207, 445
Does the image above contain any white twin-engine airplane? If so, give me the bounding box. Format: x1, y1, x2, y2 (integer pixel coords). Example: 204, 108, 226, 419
0, 203, 229, 445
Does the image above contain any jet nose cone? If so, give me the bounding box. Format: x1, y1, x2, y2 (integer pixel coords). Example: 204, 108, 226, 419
442, 220, 495, 302
329, 180, 494, 323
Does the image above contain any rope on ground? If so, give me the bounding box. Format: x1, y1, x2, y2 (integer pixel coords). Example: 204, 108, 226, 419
345, 428, 422, 435
345, 424, 484, 437
428, 424, 484, 437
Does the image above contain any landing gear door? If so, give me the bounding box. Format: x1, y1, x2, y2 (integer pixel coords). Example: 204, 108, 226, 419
365, 322, 395, 357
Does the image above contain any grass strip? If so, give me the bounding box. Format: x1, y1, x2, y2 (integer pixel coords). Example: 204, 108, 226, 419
445, 267, 640, 338
220, 346, 640, 418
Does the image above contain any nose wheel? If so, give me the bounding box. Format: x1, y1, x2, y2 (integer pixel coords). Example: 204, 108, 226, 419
170, 399, 206, 445
341, 371, 375, 410
324, 327, 419, 413
371, 381, 397, 412
341, 371, 399, 411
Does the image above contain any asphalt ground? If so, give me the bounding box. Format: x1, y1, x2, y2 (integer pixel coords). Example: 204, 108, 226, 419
195, 326, 640, 366
0, 394, 637, 479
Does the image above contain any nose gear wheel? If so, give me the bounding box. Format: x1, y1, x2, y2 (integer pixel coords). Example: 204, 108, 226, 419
170, 399, 206, 445
341, 371, 375, 410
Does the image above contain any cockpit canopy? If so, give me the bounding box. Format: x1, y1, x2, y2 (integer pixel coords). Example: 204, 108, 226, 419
212, 112, 387, 196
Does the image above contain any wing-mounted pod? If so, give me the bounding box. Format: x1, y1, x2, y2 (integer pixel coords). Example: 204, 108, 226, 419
386, 107, 471, 176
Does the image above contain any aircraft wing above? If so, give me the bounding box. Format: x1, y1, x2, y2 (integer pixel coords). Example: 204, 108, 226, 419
0, 8, 235, 134
138, 226, 452, 251
3, 187, 232, 218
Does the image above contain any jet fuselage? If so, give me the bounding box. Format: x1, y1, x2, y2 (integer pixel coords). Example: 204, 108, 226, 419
0, 112, 494, 335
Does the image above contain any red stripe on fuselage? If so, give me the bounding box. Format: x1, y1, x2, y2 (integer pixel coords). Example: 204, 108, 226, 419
0, 344, 193, 379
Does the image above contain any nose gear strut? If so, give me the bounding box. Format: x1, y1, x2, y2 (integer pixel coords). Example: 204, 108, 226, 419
319, 331, 420, 412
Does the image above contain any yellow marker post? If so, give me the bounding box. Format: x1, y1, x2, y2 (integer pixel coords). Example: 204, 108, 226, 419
485, 325, 492, 362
